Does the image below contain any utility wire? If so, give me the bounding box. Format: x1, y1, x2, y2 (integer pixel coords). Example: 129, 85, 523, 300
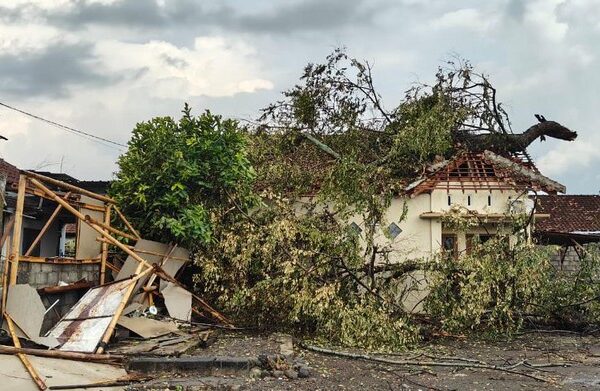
0, 101, 127, 149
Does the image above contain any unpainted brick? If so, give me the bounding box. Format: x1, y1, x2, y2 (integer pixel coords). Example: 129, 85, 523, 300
47, 272, 59, 285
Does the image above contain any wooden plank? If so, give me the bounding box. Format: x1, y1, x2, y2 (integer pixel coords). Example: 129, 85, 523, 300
9, 175, 26, 285
24, 171, 115, 204
100, 205, 111, 284
0, 215, 15, 252
19, 256, 101, 264
84, 215, 137, 241
96, 237, 189, 261
0, 345, 124, 364
74, 202, 106, 212
38, 281, 94, 295
113, 205, 141, 239
1, 215, 15, 311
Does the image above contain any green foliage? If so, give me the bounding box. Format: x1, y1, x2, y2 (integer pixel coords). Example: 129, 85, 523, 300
426, 235, 553, 334
196, 194, 419, 350
110, 104, 255, 249
385, 93, 462, 176
537, 244, 600, 327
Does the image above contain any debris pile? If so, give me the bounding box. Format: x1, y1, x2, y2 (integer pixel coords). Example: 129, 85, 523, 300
0, 171, 232, 389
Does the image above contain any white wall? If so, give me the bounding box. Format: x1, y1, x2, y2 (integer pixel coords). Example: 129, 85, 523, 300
292, 186, 532, 313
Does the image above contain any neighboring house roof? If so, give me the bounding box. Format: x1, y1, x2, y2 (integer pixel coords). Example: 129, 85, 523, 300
406, 150, 565, 196
0, 159, 20, 185
535, 195, 600, 234
0, 161, 110, 220
65, 223, 77, 234
32, 171, 110, 195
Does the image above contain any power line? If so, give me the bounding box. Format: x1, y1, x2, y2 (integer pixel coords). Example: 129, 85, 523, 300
0, 101, 127, 149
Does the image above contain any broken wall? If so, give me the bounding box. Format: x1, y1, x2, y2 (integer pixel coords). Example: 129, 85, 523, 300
18, 263, 99, 288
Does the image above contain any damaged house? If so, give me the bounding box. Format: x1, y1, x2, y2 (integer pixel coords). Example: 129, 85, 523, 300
287, 120, 579, 311
0, 162, 110, 291
0, 165, 231, 390
381, 150, 562, 261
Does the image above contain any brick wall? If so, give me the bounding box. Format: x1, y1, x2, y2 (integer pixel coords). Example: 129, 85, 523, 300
16, 262, 100, 287
0, 257, 100, 330
550, 246, 582, 272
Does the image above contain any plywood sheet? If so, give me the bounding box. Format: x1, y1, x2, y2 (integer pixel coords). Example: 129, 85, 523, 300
76, 195, 104, 259
159, 256, 188, 291
163, 282, 192, 322
47, 279, 133, 352
4, 284, 59, 348
115, 239, 189, 292
117, 316, 179, 339
0, 355, 127, 391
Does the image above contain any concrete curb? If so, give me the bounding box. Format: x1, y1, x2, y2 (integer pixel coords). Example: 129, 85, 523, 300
127, 356, 261, 375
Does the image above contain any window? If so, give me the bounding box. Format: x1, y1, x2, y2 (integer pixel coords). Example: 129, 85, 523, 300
447, 195, 452, 206
467, 195, 472, 206
348, 222, 362, 235
487, 195, 492, 206
479, 234, 494, 244
387, 222, 402, 239
442, 234, 458, 258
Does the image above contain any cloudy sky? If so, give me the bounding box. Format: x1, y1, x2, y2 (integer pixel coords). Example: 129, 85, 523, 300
0, 0, 598, 193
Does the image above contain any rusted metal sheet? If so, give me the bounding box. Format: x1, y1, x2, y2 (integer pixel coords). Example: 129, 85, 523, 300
46, 279, 134, 352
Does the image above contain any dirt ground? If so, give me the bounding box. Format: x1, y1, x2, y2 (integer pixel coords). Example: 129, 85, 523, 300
134, 330, 600, 390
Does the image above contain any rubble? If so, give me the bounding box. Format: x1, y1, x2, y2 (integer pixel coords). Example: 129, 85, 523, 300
0, 171, 232, 390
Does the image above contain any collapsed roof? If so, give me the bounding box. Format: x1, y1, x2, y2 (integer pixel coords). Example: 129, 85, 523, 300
406, 150, 566, 196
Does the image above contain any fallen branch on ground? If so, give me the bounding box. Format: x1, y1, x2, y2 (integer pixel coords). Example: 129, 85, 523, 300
300, 342, 559, 383
396, 352, 487, 365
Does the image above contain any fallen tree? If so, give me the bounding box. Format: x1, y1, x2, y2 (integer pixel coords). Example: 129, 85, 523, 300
111, 49, 589, 350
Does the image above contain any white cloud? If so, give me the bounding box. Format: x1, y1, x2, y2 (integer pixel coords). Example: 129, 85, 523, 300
537, 138, 599, 177
429, 8, 495, 32
0, 24, 75, 54
2, 0, 72, 9
94, 37, 273, 99
523, 0, 568, 42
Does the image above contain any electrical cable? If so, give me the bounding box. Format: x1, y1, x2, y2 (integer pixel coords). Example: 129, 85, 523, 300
0, 101, 127, 150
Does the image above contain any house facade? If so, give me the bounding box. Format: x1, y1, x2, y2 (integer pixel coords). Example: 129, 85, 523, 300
337, 151, 564, 266
293, 150, 565, 312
